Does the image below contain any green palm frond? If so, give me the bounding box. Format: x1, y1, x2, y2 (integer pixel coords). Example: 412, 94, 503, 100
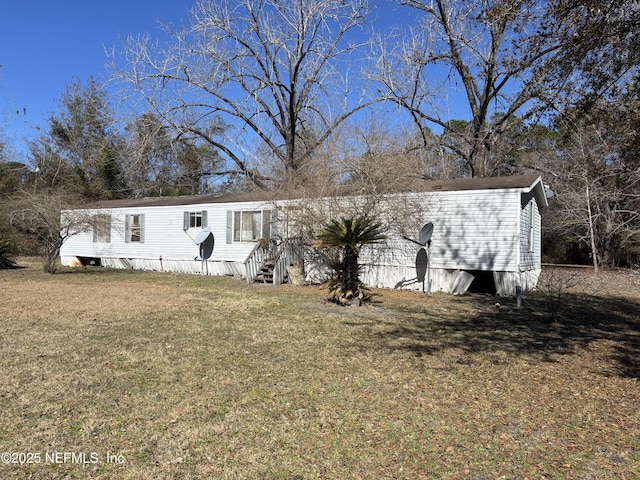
316, 216, 386, 249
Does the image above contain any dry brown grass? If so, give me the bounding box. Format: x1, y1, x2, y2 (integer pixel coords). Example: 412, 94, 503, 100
1, 260, 639, 479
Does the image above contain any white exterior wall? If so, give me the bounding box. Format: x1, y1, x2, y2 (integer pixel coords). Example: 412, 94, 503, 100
429, 189, 521, 271
519, 191, 542, 271
358, 189, 522, 292
60, 180, 544, 295
60, 199, 275, 275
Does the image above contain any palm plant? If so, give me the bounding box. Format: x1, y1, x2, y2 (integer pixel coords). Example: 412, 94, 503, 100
0, 234, 18, 269
315, 216, 386, 305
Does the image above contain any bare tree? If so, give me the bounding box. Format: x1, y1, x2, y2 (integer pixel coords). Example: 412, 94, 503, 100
10, 189, 98, 273
111, 0, 377, 189
265, 116, 432, 289
374, 0, 565, 178
541, 109, 640, 271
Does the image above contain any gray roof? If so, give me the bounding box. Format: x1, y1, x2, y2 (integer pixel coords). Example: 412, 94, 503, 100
419, 174, 541, 192
85, 175, 545, 209
86, 190, 278, 209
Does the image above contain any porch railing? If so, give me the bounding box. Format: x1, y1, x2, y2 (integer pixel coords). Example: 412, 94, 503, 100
243, 237, 305, 285
272, 237, 305, 285
243, 241, 268, 284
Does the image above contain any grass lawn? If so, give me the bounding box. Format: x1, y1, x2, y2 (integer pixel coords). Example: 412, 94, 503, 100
1, 259, 639, 479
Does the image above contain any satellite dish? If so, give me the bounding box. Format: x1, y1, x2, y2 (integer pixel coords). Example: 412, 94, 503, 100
544, 185, 555, 199
199, 232, 214, 260
194, 227, 212, 245
418, 222, 434, 246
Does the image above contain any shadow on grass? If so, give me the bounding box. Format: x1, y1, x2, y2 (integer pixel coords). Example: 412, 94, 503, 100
350, 293, 640, 379
0, 264, 26, 270
55, 266, 118, 275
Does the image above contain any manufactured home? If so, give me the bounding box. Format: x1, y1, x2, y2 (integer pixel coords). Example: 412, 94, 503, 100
60, 175, 548, 296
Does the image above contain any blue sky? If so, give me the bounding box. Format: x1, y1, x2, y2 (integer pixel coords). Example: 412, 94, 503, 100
0, 0, 195, 157
0, 0, 427, 162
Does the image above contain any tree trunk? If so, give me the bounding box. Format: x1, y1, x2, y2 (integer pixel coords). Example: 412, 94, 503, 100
343, 246, 360, 298
586, 183, 599, 273
44, 250, 58, 274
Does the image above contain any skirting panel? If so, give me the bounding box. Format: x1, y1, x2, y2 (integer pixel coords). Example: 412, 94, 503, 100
64, 256, 244, 277
361, 264, 541, 296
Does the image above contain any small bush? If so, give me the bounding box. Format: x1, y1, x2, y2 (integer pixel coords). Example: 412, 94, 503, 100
536, 267, 580, 320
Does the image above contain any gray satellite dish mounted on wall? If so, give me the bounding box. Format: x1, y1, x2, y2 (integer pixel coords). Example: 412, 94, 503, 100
418, 222, 434, 247
194, 226, 212, 246
402, 221, 433, 247
194, 227, 214, 274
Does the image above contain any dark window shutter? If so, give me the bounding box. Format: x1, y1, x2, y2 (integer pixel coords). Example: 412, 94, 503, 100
202, 211, 207, 227
139, 214, 145, 243
226, 211, 233, 244
183, 212, 190, 230
125, 215, 131, 243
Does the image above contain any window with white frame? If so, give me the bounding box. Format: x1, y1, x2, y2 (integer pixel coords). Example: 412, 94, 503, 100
527, 202, 535, 253
92, 214, 111, 243
126, 214, 145, 243
183, 211, 207, 229
228, 210, 271, 243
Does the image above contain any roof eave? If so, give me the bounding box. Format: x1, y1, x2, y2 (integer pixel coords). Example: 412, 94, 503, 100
524, 176, 549, 208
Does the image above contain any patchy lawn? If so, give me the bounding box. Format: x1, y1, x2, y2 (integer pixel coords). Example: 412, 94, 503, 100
0, 260, 638, 479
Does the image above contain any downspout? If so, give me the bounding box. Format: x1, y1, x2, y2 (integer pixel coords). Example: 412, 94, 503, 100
515, 192, 522, 299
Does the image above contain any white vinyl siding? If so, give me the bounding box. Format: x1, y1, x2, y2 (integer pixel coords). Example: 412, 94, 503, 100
528, 202, 535, 253
61, 200, 274, 265
519, 192, 541, 270
59, 177, 545, 295
355, 189, 522, 282
362, 190, 520, 272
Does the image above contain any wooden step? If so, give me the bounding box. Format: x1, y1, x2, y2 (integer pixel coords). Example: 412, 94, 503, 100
255, 264, 274, 283
253, 261, 289, 284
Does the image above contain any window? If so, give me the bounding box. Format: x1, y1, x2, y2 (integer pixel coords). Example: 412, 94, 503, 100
190, 212, 202, 228
125, 214, 145, 243
227, 210, 271, 243
92, 214, 111, 243
183, 211, 207, 229
527, 202, 535, 253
